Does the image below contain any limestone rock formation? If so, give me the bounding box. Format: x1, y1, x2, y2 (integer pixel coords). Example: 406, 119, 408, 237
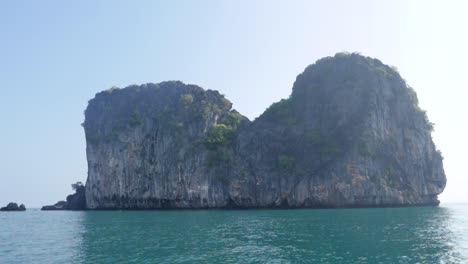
1, 202, 26, 211
41, 201, 67, 210
42, 183, 86, 210
83, 53, 446, 209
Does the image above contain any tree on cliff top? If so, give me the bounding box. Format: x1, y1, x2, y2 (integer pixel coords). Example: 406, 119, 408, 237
71, 182, 84, 192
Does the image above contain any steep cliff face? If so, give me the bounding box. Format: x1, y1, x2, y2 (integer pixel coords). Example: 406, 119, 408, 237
84, 53, 446, 209
84, 81, 247, 208
229, 54, 445, 207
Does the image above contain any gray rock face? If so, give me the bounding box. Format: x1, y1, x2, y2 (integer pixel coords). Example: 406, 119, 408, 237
84, 82, 240, 209
230, 54, 445, 207
83, 53, 446, 209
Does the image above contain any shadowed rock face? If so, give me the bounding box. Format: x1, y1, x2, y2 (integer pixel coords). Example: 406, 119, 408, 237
41, 185, 86, 210
83, 53, 446, 209
1, 202, 26, 211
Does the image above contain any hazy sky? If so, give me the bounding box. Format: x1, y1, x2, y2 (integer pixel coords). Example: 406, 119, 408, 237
1, 0, 466, 207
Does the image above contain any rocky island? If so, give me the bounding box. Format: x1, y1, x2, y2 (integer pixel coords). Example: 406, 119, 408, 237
58, 53, 446, 210
1, 202, 26, 211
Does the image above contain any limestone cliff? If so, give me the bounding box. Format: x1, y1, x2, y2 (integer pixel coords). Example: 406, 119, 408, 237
84, 82, 245, 208
83, 53, 446, 209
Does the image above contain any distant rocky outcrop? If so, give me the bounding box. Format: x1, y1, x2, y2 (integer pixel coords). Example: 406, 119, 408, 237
42, 182, 86, 210
1, 202, 26, 211
41, 201, 67, 210
83, 53, 446, 209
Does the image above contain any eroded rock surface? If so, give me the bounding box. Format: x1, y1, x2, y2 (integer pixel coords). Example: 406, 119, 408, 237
83, 53, 446, 209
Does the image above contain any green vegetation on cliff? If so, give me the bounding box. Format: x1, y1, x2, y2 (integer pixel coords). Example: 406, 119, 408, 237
83, 53, 446, 209
204, 111, 243, 167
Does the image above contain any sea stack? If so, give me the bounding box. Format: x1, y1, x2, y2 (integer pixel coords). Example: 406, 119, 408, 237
1, 202, 26, 211
82, 53, 446, 209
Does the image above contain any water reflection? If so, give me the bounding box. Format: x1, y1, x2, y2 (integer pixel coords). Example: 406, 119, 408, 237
74, 206, 468, 263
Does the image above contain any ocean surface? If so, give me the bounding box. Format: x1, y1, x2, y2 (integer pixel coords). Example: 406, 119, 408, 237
1, 204, 468, 263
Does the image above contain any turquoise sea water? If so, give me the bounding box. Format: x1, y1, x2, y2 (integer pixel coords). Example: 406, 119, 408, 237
1, 205, 467, 263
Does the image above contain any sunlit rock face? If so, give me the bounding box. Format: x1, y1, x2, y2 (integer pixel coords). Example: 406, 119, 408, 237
83, 82, 243, 209
84, 53, 446, 209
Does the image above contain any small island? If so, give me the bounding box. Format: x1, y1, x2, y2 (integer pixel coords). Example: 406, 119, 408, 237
44, 53, 447, 210
1, 202, 26, 211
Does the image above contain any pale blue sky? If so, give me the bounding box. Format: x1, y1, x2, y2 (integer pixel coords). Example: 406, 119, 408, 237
1, 1, 466, 207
